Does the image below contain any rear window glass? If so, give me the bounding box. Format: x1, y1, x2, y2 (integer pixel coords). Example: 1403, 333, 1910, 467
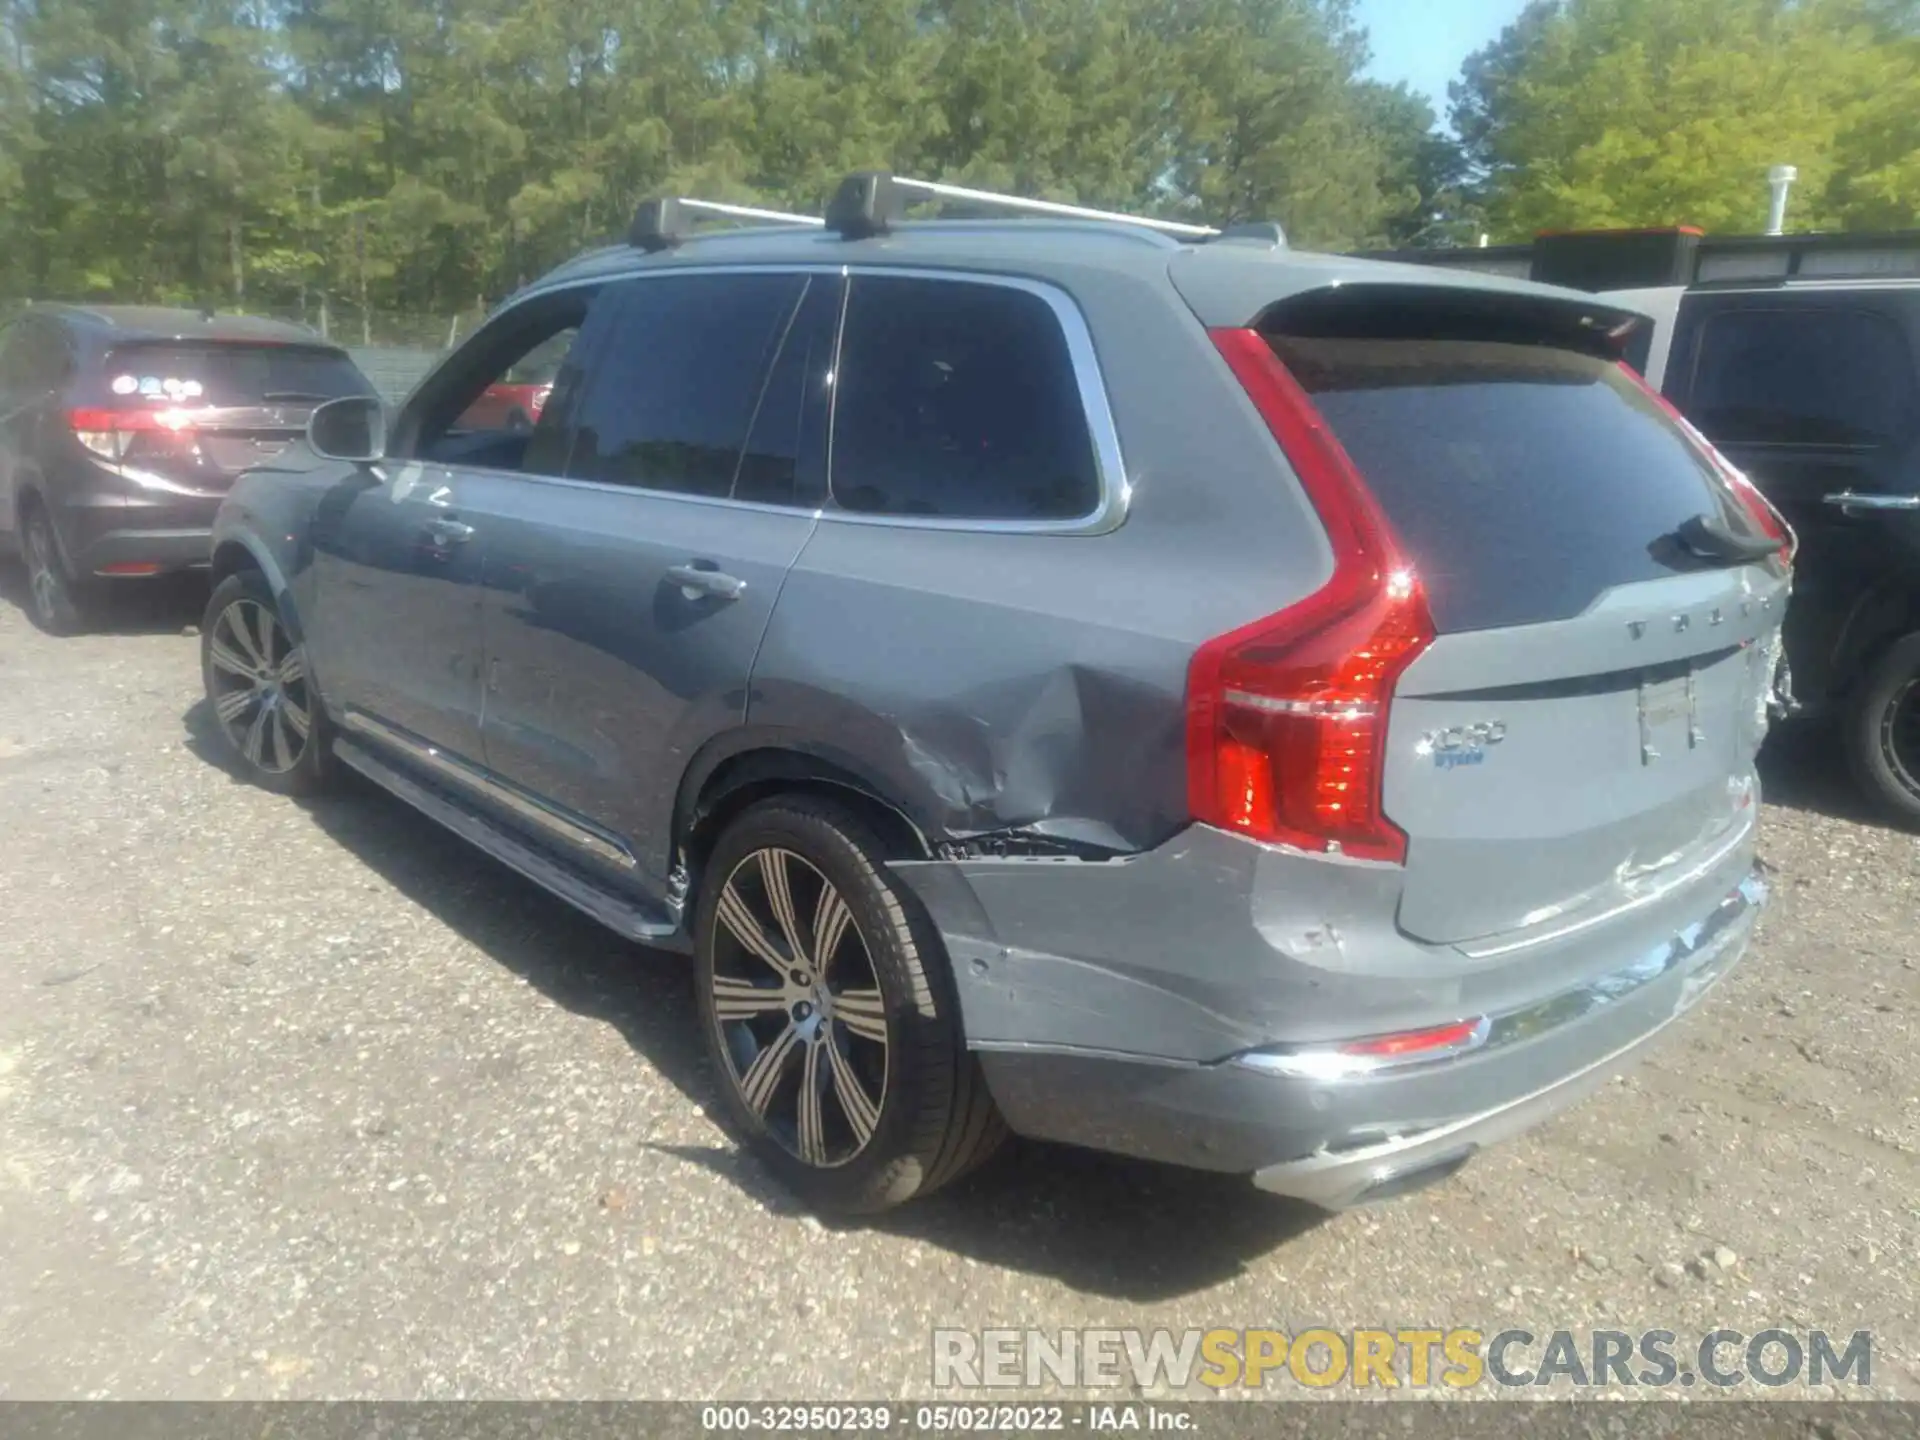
1687, 307, 1917, 448
93, 343, 372, 406
1271, 335, 1741, 634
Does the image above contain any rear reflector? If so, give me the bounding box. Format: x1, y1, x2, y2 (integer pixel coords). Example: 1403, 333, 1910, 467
1236, 1015, 1491, 1081
96, 562, 163, 577
1187, 329, 1436, 863
1614, 364, 1795, 565
1339, 1018, 1484, 1058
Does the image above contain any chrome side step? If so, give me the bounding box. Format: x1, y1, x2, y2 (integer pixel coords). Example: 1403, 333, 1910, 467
332, 736, 680, 945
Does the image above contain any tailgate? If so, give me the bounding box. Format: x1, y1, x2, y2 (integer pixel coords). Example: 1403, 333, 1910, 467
1268, 326, 1786, 948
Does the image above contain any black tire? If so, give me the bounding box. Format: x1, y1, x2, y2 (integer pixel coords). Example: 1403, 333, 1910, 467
1846, 630, 1920, 828
694, 796, 1006, 1213
20, 502, 93, 636
200, 569, 333, 796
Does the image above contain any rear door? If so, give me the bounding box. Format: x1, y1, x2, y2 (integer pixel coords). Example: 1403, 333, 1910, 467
475, 270, 835, 893
1662, 289, 1920, 704
1265, 324, 1787, 947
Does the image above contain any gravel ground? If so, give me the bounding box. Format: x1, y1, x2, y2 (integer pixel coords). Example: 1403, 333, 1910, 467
0, 568, 1916, 1403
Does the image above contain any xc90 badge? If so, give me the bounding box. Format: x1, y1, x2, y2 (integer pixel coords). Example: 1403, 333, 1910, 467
1419, 721, 1507, 771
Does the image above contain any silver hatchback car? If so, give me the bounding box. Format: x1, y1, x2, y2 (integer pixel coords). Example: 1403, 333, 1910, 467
202, 174, 1787, 1213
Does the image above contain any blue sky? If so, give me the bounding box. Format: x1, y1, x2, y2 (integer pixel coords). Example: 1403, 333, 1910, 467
1355, 0, 1532, 117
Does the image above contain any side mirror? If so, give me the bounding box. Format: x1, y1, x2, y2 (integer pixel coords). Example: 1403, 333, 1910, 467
307, 395, 387, 463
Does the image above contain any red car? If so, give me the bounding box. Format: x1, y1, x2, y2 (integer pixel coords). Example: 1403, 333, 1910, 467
456, 379, 551, 432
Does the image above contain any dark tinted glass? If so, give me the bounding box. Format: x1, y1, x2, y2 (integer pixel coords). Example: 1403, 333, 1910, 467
1276, 336, 1736, 634
92, 343, 371, 405
831, 276, 1099, 520
1689, 307, 1917, 447
0, 323, 29, 392
566, 273, 804, 497
734, 276, 839, 507
0, 319, 63, 393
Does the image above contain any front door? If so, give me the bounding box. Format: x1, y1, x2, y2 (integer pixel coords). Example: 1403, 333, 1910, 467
477, 270, 838, 894
1665, 289, 1920, 706
304, 294, 598, 768
306, 459, 491, 762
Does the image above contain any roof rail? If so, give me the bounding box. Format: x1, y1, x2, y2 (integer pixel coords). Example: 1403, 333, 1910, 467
825, 171, 1228, 242
629, 196, 825, 252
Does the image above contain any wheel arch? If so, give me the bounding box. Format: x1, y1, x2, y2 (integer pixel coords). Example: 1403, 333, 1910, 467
1831, 575, 1920, 702
675, 736, 934, 906
210, 534, 306, 644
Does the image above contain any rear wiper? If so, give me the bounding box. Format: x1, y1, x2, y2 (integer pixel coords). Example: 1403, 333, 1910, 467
1673, 512, 1781, 566
259, 390, 335, 402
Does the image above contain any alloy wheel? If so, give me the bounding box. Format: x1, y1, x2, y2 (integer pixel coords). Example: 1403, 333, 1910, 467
207, 598, 313, 774
1880, 676, 1920, 803
709, 847, 890, 1168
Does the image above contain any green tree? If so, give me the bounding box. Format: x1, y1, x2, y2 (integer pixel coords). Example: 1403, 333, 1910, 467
1453, 0, 1919, 238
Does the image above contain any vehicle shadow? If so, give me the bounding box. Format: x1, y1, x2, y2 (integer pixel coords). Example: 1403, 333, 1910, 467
181, 697, 1329, 1300
1756, 718, 1889, 827
0, 557, 208, 635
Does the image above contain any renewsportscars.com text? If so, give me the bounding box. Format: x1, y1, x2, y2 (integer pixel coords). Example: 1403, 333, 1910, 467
931, 1327, 1872, 1391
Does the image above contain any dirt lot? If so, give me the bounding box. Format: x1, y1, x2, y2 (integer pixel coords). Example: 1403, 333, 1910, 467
0, 568, 1916, 1402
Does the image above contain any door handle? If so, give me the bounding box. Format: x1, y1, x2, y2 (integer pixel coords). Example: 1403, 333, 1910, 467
425, 516, 476, 544
1823, 491, 1920, 514
666, 564, 746, 601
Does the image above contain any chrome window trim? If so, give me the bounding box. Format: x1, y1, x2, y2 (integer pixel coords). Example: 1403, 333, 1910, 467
339, 709, 639, 872
399, 263, 1132, 536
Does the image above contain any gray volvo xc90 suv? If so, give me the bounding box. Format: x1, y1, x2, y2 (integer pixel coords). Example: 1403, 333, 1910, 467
202, 173, 1786, 1214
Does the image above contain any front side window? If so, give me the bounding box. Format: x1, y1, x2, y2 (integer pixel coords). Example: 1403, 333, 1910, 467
829, 276, 1101, 521
1687, 306, 1918, 448
565, 273, 806, 499
406, 289, 601, 475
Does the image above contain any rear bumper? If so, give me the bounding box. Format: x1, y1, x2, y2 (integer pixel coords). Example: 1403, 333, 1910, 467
1249, 879, 1757, 1207
71, 526, 214, 575
49, 475, 217, 575
895, 825, 1763, 1206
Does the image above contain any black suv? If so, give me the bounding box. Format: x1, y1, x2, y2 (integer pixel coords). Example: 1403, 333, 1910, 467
0, 305, 377, 633
1372, 228, 1920, 824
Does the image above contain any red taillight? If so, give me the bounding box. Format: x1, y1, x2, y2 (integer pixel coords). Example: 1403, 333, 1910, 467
67, 406, 205, 466
1614, 363, 1795, 564
1189, 329, 1436, 864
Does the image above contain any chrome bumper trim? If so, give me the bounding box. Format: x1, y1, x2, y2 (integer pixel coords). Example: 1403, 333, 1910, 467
1235, 870, 1765, 1083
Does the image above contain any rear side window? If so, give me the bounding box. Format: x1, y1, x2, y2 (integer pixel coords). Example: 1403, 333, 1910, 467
1686, 307, 1917, 448
92, 343, 371, 406
1273, 336, 1740, 634
0, 318, 69, 394
566, 273, 804, 499
830, 276, 1100, 521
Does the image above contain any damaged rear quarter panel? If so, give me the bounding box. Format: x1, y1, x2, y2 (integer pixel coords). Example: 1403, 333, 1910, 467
745, 262, 1330, 856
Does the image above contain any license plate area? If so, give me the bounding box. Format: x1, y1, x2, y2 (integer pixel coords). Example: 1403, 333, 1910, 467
1637, 663, 1702, 765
